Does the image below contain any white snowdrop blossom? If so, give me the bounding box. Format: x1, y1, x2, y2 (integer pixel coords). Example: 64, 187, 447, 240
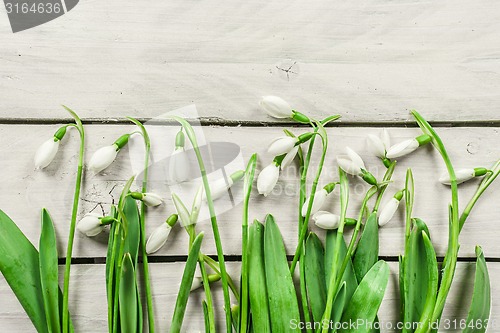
313, 211, 341, 230
378, 190, 404, 227
367, 129, 390, 158
77, 214, 113, 237
145, 214, 178, 254
257, 162, 280, 196
35, 138, 60, 169
386, 134, 431, 159
260, 96, 293, 118
439, 167, 488, 185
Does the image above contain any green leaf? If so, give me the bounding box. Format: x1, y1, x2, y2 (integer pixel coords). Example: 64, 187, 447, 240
0, 209, 48, 333
39, 209, 61, 333
463, 246, 491, 333
170, 232, 204, 333
305, 232, 327, 323
325, 230, 358, 311
339, 261, 390, 333
123, 196, 140, 265
353, 212, 379, 282
248, 220, 271, 333
332, 282, 347, 326
264, 214, 300, 332
119, 253, 138, 333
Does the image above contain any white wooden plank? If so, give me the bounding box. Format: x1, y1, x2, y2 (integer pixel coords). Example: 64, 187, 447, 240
0, 125, 498, 257
1, 1, 500, 122
1, 262, 499, 332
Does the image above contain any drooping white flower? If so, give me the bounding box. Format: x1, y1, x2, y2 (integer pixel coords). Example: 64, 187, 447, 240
313, 211, 341, 230
367, 129, 390, 158
77, 214, 105, 237
34, 138, 60, 169
89, 145, 119, 174
439, 167, 488, 185
281, 145, 299, 169
336, 147, 365, 176
386, 134, 431, 159
378, 190, 403, 227
142, 193, 163, 207
268, 136, 298, 155
208, 170, 244, 200
301, 183, 336, 217
169, 147, 190, 183
260, 96, 293, 118
145, 214, 178, 254
257, 162, 280, 196
172, 193, 192, 227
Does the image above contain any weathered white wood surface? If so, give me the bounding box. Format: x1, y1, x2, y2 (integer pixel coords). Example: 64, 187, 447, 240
2, 0, 500, 122
0, 124, 498, 258
1, 262, 499, 332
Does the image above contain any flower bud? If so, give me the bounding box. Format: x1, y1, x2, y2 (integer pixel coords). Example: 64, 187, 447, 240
169, 147, 190, 183
378, 191, 403, 227
172, 193, 192, 227
268, 136, 297, 156
146, 222, 173, 254
257, 162, 280, 196
77, 214, 108, 237
386, 134, 430, 159
89, 145, 119, 174
439, 167, 488, 185
190, 274, 221, 292
301, 188, 328, 217
313, 211, 341, 230
130, 192, 163, 207
208, 170, 244, 201
35, 138, 60, 169
259, 96, 293, 119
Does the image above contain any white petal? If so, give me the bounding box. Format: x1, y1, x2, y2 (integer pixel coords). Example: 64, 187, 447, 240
381, 129, 391, 150
142, 193, 163, 207
172, 193, 192, 227
336, 156, 361, 176
209, 177, 233, 200
345, 147, 366, 170
34, 139, 60, 169
313, 211, 340, 230
259, 96, 292, 118
439, 168, 475, 185
169, 148, 190, 183
268, 137, 297, 155
281, 145, 299, 170
257, 163, 280, 196
77, 214, 103, 237
146, 223, 172, 254
191, 276, 203, 292
386, 139, 419, 159
378, 198, 400, 226
301, 189, 328, 217
367, 134, 386, 158
89, 145, 118, 174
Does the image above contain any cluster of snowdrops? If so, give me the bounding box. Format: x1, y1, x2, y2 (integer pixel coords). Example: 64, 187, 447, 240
0, 99, 498, 333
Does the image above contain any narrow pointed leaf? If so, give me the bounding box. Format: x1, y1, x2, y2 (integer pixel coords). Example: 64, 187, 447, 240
305, 232, 327, 323
248, 220, 271, 333
170, 232, 204, 333
463, 246, 490, 333
39, 209, 61, 333
119, 253, 138, 332
353, 212, 379, 282
0, 210, 48, 333
339, 261, 390, 333
264, 214, 300, 332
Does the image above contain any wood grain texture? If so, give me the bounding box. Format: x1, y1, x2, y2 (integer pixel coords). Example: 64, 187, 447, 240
1, 262, 499, 332
1, 0, 500, 122
0, 124, 498, 258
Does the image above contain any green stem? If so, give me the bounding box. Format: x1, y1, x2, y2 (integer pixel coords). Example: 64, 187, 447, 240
239, 154, 257, 333
170, 116, 232, 333
290, 122, 328, 274
203, 254, 240, 302
372, 161, 397, 212
127, 117, 155, 333
321, 168, 349, 333
61, 107, 85, 333
199, 256, 216, 333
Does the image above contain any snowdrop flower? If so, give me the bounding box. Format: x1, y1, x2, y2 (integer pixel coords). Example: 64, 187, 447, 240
259, 96, 310, 123
169, 130, 190, 183
257, 159, 281, 196
313, 211, 341, 230
301, 183, 336, 217
336, 147, 377, 185
190, 274, 221, 292
209, 170, 245, 200
268, 132, 314, 170
34, 126, 68, 169
367, 129, 390, 158
439, 167, 488, 185
89, 134, 130, 174
386, 134, 431, 159
281, 145, 299, 170
145, 214, 178, 254
378, 190, 403, 227
77, 214, 114, 237
131, 192, 163, 207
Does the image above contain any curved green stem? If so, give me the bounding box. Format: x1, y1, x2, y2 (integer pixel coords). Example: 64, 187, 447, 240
373, 161, 397, 212
61, 106, 85, 333
199, 256, 216, 333
127, 117, 155, 333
